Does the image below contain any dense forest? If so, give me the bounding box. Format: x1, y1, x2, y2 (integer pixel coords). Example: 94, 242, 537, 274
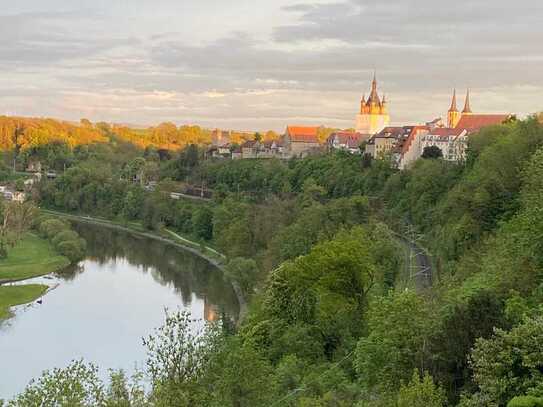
3, 116, 543, 406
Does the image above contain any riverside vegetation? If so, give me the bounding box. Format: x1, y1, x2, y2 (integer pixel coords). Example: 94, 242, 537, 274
0, 202, 86, 320
1, 116, 543, 406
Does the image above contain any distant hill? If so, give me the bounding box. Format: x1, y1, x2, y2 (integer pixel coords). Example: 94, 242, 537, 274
111, 123, 212, 150
0, 116, 280, 152
0, 116, 107, 151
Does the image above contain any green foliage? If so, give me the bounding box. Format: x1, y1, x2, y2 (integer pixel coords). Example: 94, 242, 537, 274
204, 338, 278, 407
430, 290, 507, 397
56, 239, 86, 263
225, 257, 259, 298
7, 362, 147, 406
465, 317, 543, 405
271, 196, 370, 265
203, 157, 289, 199
191, 206, 213, 240
422, 145, 444, 159
355, 291, 434, 393
15, 117, 543, 405
38, 219, 69, 239
264, 227, 376, 355
9, 360, 106, 406
143, 310, 219, 406
508, 396, 543, 407
397, 370, 446, 407
35, 216, 86, 263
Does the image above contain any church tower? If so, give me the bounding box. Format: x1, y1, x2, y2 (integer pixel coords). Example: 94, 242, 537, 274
447, 89, 461, 128
356, 73, 390, 135
462, 89, 472, 115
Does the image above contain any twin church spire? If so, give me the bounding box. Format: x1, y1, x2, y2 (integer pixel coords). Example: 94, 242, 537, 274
448, 88, 472, 127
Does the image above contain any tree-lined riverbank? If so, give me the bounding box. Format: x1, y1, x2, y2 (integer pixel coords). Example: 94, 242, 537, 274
0, 233, 69, 319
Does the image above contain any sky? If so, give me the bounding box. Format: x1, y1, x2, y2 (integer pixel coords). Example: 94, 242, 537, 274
0, 0, 541, 131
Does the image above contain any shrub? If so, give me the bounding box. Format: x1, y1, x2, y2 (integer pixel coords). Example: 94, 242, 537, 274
57, 239, 86, 263
508, 396, 543, 407
52, 230, 79, 247
38, 219, 69, 239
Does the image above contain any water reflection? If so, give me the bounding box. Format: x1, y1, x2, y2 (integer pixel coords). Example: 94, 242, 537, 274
72, 223, 238, 315
0, 223, 238, 399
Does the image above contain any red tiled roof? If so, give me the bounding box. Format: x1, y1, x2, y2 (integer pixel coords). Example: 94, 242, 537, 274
286, 126, 319, 143
329, 131, 365, 148
376, 126, 405, 138
400, 126, 430, 155
430, 127, 466, 137
241, 140, 258, 148
455, 114, 511, 132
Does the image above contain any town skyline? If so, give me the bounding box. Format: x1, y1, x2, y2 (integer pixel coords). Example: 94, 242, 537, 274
1, 0, 541, 131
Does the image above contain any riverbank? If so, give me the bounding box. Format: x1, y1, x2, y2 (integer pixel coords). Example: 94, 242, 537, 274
0, 233, 70, 284
41, 209, 249, 320
0, 284, 48, 319
0, 233, 70, 319
41, 209, 226, 268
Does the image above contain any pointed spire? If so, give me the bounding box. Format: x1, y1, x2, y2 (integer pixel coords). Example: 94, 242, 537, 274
449, 89, 458, 112
369, 71, 380, 105
462, 89, 472, 113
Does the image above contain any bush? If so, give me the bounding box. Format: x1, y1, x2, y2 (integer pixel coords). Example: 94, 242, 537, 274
192, 207, 213, 240
57, 239, 86, 263
38, 218, 69, 239
34, 215, 87, 263
52, 230, 79, 247
508, 396, 543, 407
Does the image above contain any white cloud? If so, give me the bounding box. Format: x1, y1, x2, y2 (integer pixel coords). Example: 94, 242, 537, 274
0, 0, 540, 130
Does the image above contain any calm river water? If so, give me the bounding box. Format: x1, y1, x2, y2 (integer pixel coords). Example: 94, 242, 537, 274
0, 223, 239, 399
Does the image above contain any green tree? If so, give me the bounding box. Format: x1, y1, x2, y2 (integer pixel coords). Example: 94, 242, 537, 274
397, 370, 446, 407
205, 338, 277, 407
355, 291, 434, 393
462, 317, 543, 406
508, 396, 543, 407
57, 239, 86, 263
9, 360, 106, 406
422, 145, 443, 159
143, 310, 219, 406
225, 257, 259, 298
0, 201, 38, 258
192, 206, 213, 241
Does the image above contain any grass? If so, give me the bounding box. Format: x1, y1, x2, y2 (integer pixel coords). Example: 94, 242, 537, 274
0, 284, 48, 319
0, 233, 70, 283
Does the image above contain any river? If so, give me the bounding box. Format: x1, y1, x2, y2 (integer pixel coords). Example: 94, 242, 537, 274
0, 223, 239, 399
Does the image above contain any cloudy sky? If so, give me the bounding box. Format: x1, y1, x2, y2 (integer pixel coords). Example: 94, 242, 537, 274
1, 0, 541, 131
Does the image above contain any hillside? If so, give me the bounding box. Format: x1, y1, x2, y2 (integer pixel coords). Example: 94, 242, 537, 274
0, 116, 107, 151
7, 116, 543, 406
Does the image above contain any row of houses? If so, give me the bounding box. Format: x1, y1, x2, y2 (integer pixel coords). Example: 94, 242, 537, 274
208, 126, 367, 160
366, 112, 512, 169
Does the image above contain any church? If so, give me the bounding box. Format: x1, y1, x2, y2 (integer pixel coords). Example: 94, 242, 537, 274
355, 74, 390, 136
446, 89, 511, 131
